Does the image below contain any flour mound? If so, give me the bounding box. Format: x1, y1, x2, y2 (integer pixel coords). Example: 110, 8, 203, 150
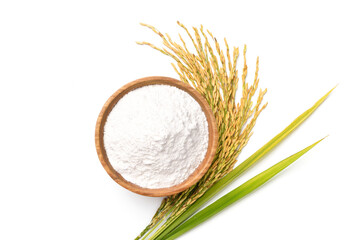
104, 84, 209, 189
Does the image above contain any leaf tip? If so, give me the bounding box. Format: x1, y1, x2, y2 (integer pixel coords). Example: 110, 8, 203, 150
314, 135, 328, 146
327, 85, 338, 95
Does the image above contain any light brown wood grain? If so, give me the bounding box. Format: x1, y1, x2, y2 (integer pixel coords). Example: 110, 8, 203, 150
95, 76, 218, 197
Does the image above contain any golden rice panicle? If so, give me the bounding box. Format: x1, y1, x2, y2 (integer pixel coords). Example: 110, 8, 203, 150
135, 22, 267, 240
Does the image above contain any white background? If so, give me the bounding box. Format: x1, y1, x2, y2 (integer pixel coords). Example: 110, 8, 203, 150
1, 1, 358, 239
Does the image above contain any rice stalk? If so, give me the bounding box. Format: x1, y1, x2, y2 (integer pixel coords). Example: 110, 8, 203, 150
135, 22, 267, 240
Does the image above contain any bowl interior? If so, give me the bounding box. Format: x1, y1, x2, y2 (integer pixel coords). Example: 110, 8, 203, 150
95, 76, 218, 197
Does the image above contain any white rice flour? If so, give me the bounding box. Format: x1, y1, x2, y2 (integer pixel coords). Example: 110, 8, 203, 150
104, 85, 209, 189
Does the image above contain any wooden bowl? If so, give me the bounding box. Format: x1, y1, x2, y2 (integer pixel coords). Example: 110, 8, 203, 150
95, 76, 218, 197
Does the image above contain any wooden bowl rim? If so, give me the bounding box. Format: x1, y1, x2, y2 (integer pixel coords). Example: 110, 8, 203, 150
95, 76, 218, 197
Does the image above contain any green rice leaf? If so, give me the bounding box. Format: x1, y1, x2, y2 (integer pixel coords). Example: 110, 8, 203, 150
165, 138, 325, 239
152, 87, 334, 240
